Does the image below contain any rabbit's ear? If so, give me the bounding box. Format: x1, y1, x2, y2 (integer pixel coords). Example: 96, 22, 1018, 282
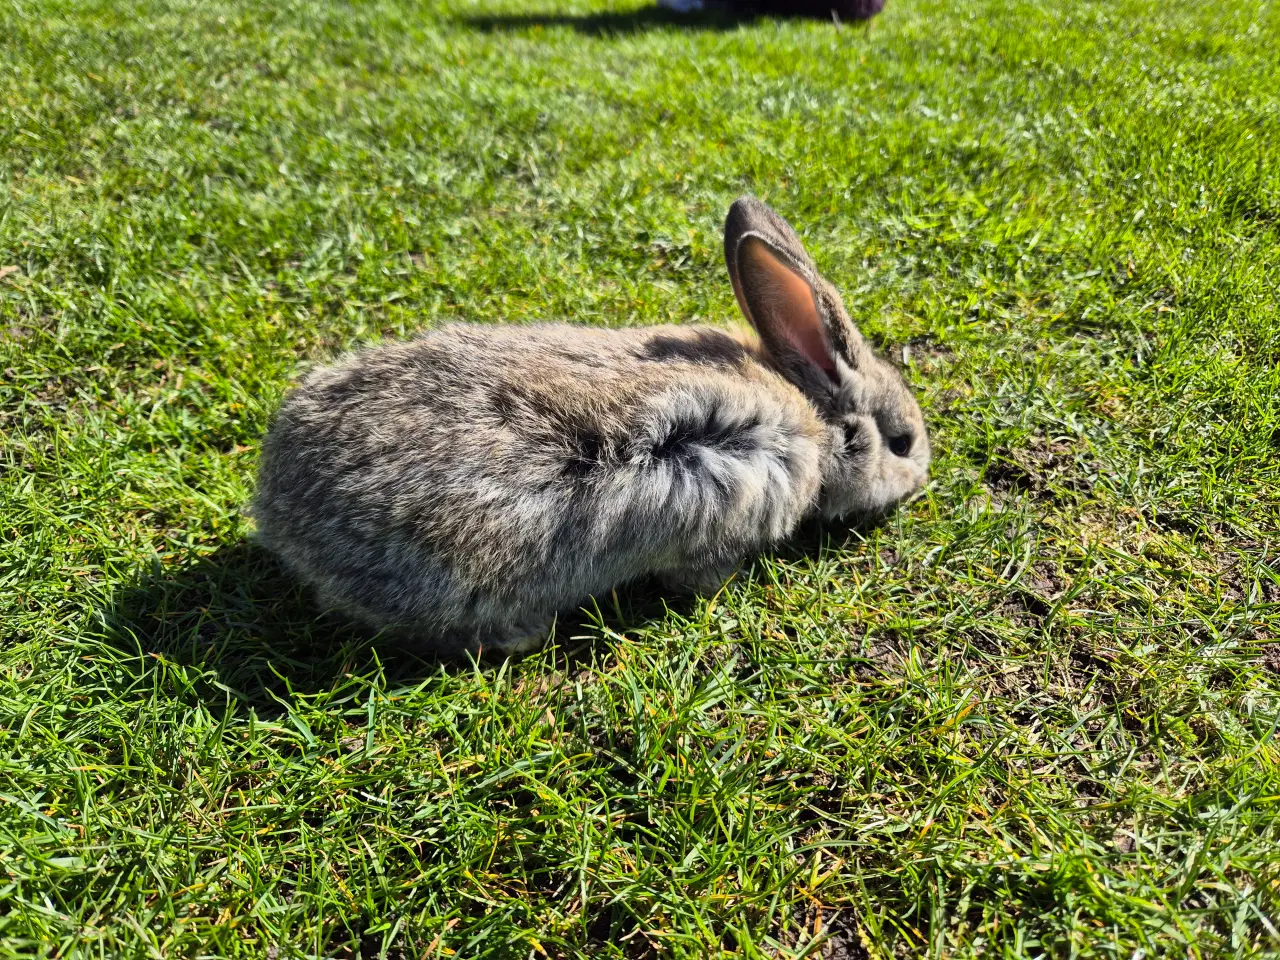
724, 197, 846, 388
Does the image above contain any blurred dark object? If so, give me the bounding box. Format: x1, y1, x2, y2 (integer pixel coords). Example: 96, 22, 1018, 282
750, 0, 884, 18
660, 0, 884, 19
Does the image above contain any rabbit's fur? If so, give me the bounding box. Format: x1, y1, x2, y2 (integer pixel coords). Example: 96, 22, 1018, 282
254, 197, 929, 654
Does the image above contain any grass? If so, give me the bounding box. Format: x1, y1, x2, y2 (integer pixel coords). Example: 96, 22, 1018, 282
2, 0, 1280, 955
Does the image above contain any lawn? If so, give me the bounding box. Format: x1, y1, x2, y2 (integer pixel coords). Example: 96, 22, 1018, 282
3, 0, 1280, 955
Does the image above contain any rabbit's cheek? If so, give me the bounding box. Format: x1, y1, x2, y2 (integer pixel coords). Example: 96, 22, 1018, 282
887, 458, 928, 502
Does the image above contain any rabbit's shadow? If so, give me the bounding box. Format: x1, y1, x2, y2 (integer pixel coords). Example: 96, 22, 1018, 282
96, 542, 377, 709
93, 540, 701, 709
93, 515, 878, 710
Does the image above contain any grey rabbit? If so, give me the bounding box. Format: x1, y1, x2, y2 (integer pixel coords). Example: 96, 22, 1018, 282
253, 197, 930, 654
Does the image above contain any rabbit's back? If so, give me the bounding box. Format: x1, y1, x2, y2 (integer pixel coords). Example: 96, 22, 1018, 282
254, 323, 826, 649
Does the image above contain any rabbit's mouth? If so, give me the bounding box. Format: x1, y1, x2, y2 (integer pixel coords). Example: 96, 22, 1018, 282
818, 461, 929, 525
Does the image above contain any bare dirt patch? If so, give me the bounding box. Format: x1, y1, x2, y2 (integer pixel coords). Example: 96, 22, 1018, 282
983, 433, 1101, 504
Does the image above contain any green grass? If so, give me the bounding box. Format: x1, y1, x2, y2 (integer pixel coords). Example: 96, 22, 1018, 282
3, 0, 1280, 955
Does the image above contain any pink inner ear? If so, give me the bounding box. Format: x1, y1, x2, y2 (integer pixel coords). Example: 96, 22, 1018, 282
744, 240, 837, 378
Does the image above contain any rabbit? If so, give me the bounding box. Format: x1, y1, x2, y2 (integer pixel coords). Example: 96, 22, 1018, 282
252, 196, 930, 655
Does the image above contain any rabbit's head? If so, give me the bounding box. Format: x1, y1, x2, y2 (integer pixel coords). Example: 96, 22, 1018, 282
725, 196, 930, 520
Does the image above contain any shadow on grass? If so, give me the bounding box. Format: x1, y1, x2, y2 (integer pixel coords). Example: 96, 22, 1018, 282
93, 541, 390, 709
462, 2, 882, 36
90, 540, 701, 707
91, 514, 877, 710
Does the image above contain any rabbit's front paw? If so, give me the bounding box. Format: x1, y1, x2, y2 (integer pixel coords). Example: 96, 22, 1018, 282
658, 561, 740, 598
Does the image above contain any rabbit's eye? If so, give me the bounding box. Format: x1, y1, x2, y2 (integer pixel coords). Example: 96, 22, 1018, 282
887, 432, 912, 457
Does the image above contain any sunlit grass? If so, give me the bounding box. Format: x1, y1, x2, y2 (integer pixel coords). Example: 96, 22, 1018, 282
2, 0, 1279, 956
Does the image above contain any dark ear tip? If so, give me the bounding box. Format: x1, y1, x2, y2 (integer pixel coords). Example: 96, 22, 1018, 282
728, 194, 767, 215
724, 195, 816, 282
725, 195, 770, 238
724, 195, 777, 275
